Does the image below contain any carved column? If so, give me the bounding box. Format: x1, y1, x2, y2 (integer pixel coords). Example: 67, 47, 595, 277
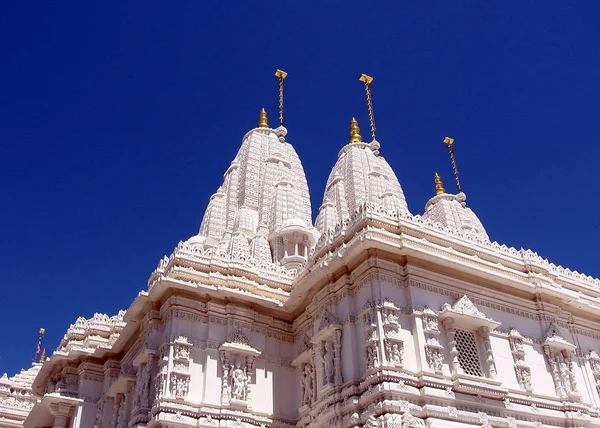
220, 351, 230, 405
508, 329, 532, 391
423, 308, 444, 373
94, 395, 105, 428
113, 393, 123, 428
477, 326, 497, 379
333, 329, 343, 385
50, 403, 73, 428
320, 341, 327, 385
442, 318, 460, 376
246, 355, 255, 407
310, 351, 317, 403
119, 380, 135, 428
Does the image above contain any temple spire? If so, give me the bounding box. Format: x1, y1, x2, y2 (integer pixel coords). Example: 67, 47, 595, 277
434, 173, 446, 195
258, 108, 268, 128
349, 117, 362, 143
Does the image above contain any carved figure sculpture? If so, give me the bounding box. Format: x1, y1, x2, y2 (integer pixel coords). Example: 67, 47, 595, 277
302, 364, 313, 405
231, 360, 247, 400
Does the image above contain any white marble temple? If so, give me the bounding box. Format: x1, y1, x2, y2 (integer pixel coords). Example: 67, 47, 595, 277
5, 111, 600, 428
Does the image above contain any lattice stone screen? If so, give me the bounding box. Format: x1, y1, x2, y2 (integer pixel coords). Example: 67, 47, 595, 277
455, 329, 482, 377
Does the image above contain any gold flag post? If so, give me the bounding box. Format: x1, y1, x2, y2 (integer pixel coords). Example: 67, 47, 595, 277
274, 69, 288, 127
359, 73, 376, 142
442, 137, 463, 193
33, 328, 45, 362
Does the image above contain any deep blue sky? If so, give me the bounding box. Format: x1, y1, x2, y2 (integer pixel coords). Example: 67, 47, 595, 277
1, 2, 599, 376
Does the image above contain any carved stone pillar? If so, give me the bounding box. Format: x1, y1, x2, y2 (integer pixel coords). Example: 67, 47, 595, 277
333, 329, 343, 385
113, 393, 123, 428
245, 355, 255, 407
119, 380, 135, 428
442, 318, 459, 376
478, 326, 497, 379
320, 341, 327, 385
310, 351, 317, 403
220, 351, 230, 405
50, 403, 73, 428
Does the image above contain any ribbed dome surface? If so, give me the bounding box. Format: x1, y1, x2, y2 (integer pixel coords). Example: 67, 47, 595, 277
191, 124, 315, 267
422, 192, 489, 240
315, 140, 410, 234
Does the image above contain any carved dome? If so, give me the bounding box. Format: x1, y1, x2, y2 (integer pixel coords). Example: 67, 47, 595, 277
422, 190, 489, 241
315, 119, 410, 234
188, 113, 316, 269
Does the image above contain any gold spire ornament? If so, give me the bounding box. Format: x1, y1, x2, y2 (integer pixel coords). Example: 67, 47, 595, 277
274, 69, 287, 126
258, 108, 268, 128
434, 173, 446, 195
349, 117, 362, 143
39, 349, 46, 363
442, 136, 463, 193
359, 73, 377, 141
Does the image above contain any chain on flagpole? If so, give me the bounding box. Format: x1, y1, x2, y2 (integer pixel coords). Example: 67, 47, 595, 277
443, 137, 463, 193
359, 74, 376, 141
274, 69, 288, 127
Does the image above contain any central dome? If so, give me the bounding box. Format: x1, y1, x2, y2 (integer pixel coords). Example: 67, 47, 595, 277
189, 110, 316, 269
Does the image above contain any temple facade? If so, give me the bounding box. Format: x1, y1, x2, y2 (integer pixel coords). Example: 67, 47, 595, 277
7, 110, 600, 427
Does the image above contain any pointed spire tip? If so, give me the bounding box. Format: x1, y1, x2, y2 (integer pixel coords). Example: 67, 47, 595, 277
349, 117, 362, 143
434, 173, 446, 195
258, 108, 268, 128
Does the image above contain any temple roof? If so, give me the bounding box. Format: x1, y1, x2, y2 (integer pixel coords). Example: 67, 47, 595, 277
187, 110, 316, 268
315, 118, 410, 234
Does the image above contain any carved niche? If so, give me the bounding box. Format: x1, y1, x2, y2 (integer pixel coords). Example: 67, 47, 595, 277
542, 323, 580, 401
313, 309, 343, 393
292, 328, 317, 411
219, 328, 261, 410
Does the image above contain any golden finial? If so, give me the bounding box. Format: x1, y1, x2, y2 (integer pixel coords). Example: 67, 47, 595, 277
39, 328, 45, 335
349, 117, 362, 143
442, 136, 463, 193
258, 108, 268, 128
359, 74, 376, 141
434, 173, 446, 195
274, 69, 288, 126
39, 349, 46, 363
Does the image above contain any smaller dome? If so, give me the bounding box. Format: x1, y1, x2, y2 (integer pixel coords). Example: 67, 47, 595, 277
423, 190, 489, 240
